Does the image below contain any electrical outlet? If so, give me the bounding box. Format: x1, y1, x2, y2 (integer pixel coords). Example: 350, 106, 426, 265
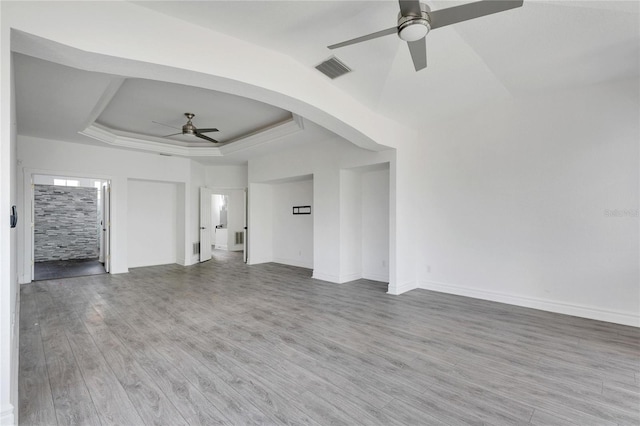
427, 265, 431, 273
382, 260, 386, 267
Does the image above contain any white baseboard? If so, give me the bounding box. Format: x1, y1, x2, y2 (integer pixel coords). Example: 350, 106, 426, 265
362, 272, 389, 283
0, 404, 14, 426
338, 272, 362, 283
419, 280, 640, 327
312, 271, 340, 283
387, 280, 417, 295
215, 244, 228, 251
273, 257, 313, 269
182, 258, 199, 267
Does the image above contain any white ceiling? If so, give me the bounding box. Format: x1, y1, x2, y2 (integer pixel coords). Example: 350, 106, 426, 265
14, 53, 331, 163
14, 1, 639, 163
15, 53, 115, 144
135, 0, 639, 126
97, 78, 292, 143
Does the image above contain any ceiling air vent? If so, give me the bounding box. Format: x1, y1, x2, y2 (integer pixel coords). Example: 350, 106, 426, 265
315, 56, 351, 79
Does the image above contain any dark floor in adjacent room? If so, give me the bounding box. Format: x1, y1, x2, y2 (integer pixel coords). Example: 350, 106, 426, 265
20, 251, 640, 425
34, 258, 106, 281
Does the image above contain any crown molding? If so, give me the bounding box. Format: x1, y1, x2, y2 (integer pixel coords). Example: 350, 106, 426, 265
220, 115, 304, 155
79, 114, 304, 157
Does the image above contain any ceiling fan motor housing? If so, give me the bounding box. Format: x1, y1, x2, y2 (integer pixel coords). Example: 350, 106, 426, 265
397, 3, 431, 42
183, 112, 196, 135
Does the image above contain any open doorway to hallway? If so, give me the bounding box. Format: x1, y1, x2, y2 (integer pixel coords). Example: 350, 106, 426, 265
200, 187, 247, 263
32, 174, 110, 280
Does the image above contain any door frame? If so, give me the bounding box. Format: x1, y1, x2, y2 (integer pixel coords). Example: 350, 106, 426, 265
200, 186, 248, 261
199, 187, 213, 262
22, 168, 113, 283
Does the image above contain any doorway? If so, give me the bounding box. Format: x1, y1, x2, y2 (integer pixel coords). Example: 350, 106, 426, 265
32, 174, 110, 280
200, 187, 246, 262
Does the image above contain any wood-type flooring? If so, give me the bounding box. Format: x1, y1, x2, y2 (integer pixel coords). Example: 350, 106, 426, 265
19, 251, 640, 425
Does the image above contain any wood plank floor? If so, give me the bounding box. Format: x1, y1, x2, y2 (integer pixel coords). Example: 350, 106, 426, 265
20, 251, 640, 425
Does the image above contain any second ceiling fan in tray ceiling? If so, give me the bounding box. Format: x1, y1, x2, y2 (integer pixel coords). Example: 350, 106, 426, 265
328, 0, 524, 71
154, 113, 220, 143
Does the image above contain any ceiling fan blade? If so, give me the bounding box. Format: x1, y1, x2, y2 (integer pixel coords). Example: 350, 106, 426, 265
407, 38, 427, 71
163, 132, 183, 137
152, 120, 180, 130
195, 128, 219, 133
429, 0, 523, 30
328, 26, 397, 49
195, 133, 219, 143
398, 0, 422, 17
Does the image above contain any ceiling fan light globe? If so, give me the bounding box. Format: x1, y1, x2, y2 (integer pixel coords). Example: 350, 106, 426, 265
398, 19, 430, 41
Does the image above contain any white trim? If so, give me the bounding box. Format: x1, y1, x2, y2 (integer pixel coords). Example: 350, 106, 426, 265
247, 257, 271, 266
338, 272, 362, 284
418, 280, 640, 327
21, 168, 114, 283
272, 257, 313, 269
79, 77, 126, 130
80, 115, 304, 158
219, 115, 304, 155
387, 280, 417, 295
312, 271, 340, 283
80, 124, 223, 157
214, 244, 228, 251
0, 403, 14, 425
362, 272, 389, 283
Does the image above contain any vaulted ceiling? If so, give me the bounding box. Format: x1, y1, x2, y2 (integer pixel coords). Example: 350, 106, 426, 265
135, 1, 638, 125
13, 1, 639, 163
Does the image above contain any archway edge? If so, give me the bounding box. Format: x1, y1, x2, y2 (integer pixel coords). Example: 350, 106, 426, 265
7, 1, 419, 152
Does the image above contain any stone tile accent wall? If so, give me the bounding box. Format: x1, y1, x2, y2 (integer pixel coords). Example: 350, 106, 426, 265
34, 185, 99, 262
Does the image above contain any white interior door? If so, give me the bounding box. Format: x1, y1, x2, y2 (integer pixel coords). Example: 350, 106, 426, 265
31, 179, 35, 280
102, 182, 111, 273
99, 187, 104, 263
243, 188, 248, 263
200, 187, 213, 262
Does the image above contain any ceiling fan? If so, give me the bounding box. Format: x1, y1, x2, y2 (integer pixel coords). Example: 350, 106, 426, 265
328, 0, 523, 71
153, 113, 220, 143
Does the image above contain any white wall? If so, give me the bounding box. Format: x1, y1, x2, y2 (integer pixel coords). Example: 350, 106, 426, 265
249, 136, 394, 284
0, 33, 19, 424
248, 183, 273, 264
226, 190, 245, 251
272, 179, 314, 268
17, 136, 198, 279
416, 78, 639, 326
189, 161, 206, 264
336, 166, 391, 283
340, 170, 362, 282
205, 165, 248, 188
362, 167, 390, 282
127, 179, 178, 268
